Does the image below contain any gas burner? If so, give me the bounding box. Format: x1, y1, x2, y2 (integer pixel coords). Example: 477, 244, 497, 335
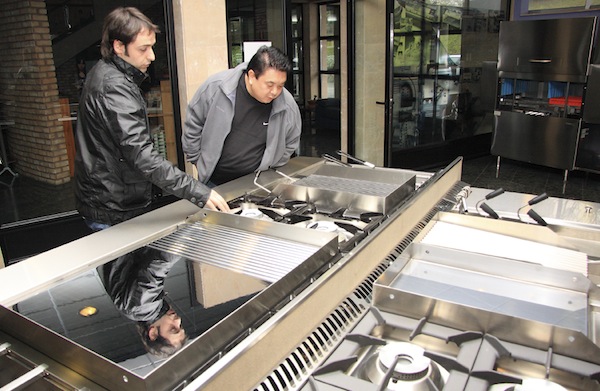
306, 221, 353, 242
229, 195, 371, 247
325, 207, 384, 223
357, 342, 448, 390
489, 379, 568, 391
238, 208, 272, 221
232, 203, 289, 222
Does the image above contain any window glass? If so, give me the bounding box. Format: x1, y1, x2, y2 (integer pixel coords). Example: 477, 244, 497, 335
320, 39, 340, 72
320, 74, 340, 99
389, 0, 509, 151
291, 5, 304, 103
226, 0, 284, 67
291, 6, 302, 38
318, 4, 340, 100
0, 1, 177, 227
320, 5, 340, 36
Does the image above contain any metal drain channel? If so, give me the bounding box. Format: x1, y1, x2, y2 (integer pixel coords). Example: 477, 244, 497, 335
149, 221, 323, 283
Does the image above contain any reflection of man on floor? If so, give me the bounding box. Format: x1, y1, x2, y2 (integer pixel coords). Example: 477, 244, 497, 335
98, 247, 187, 358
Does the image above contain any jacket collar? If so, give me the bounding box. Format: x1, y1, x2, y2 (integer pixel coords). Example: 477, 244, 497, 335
221, 62, 247, 97
110, 55, 148, 86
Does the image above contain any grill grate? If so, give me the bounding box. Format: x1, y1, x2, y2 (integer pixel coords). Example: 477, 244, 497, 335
148, 221, 324, 283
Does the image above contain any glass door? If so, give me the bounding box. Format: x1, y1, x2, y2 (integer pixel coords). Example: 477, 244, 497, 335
373, 0, 510, 168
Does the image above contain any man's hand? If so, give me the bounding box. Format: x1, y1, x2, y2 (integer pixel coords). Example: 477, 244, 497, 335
205, 190, 231, 213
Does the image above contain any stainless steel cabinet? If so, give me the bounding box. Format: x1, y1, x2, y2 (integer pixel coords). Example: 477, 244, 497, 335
497, 18, 594, 83
492, 17, 596, 177
492, 78, 584, 170
493, 111, 580, 170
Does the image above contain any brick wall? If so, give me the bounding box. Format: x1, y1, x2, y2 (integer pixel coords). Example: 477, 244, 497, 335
0, 1, 71, 185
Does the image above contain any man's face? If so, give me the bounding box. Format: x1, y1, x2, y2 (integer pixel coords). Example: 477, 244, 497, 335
150, 308, 186, 348
113, 28, 156, 73
247, 68, 287, 104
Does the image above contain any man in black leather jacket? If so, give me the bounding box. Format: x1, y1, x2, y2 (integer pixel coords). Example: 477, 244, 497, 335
74, 7, 230, 229
98, 247, 187, 358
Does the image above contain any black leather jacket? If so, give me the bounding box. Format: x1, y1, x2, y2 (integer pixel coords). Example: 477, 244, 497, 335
74, 56, 209, 225
98, 247, 179, 324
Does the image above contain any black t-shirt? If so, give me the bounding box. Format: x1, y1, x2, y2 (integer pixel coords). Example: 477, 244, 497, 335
210, 74, 272, 185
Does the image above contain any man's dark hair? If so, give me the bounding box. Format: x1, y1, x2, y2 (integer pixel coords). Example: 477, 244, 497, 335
247, 46, 292, 78
100, 7, 160, 60
136, 323, 188, 358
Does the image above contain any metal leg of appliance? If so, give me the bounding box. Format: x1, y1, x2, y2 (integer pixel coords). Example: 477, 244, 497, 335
562, 169, 568, 194
495, 156, 501, 178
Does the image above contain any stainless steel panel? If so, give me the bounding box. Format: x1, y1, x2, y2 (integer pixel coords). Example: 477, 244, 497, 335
464, 187, 600, 276
497, 18, 595, 82
584, 65, 600, 124
272, 165, 416, 214
576, 123, 600, 171
380, 242, 588, 329
372, 212, 600, 366
492, 111, 580, 170
0, 231, 338, 391
0, 331, 102, 390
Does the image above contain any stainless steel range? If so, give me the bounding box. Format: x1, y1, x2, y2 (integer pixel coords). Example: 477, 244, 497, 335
300, 212, 600, 391
0, 156, 599, 391
226, 164, 415, 252
303, 305, 600, 390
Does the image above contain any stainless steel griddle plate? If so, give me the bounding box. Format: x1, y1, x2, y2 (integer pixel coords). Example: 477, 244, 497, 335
272, 165, 416, 214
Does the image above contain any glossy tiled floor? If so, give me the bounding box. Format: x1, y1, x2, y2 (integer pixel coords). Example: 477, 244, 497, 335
458, 154, 600, 203
0, 173, 77, 225
2, 153, 600, 226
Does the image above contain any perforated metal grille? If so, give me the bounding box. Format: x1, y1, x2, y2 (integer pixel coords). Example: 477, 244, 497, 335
253, 295, 368, 391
